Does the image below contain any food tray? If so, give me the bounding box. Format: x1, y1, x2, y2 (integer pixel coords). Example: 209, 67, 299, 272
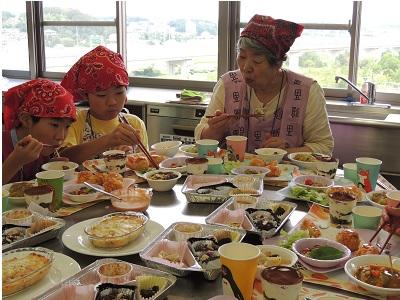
181, 174, 264, 204
2, 211, 65, 252
205, 198, 297, 241
139, 222, 246, 280
31, 258, 177, 300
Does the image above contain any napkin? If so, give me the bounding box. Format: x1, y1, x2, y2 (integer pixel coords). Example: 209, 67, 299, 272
27, 202, 59, 218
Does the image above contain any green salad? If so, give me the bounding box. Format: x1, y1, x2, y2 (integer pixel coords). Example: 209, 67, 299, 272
290, 186, 329, 206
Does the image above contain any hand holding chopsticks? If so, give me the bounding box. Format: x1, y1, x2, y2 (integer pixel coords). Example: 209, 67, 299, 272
369, 201, 400, 254
118, 114, 159, 169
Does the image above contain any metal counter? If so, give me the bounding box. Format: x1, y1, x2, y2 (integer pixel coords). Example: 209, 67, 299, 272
37, 179, 376, 300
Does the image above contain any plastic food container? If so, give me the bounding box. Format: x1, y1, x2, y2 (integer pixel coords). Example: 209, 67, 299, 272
84, 212, 148, 248
111, 187, 152, 212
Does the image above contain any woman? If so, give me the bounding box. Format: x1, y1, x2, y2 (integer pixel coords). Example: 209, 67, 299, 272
59, 46, 148, 164
195, 14, 334, 155
2, 79, 76, 184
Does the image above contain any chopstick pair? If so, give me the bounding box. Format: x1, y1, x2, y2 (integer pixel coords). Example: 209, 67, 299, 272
368, 201, 400, 254
118, 114, 159, 169
205, 113, 264, 119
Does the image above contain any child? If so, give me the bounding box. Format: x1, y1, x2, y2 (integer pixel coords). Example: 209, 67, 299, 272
2, 79, 76, 184
59, 46, 148, 164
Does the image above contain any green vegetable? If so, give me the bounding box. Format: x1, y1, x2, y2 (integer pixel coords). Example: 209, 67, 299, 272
291, 186, 329, 206
309, 246, 344, 260
223, 161, 242, 174
278, 229, 309, 250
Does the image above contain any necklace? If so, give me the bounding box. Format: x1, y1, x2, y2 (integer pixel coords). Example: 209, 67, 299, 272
86, 109, 96, 140
270, 69, 285, 135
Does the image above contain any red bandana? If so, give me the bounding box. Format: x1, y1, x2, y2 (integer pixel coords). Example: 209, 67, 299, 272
61, 46, 129, 100
3, 79, 76, 130
240, 14, 304, 60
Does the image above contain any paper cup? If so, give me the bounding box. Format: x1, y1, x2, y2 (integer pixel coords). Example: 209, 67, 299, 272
352, 205, 382, 229
356, 157, 382, 192
219, 242, 260, 300
386, 190, 400, 207
261, 266, 303, 300
343, 163, 358, 185
207, 158, 223, 174
196, 139, 219, 158
36, 170, 64, 211
2, 190, 9, 212
226, 136, 247, 162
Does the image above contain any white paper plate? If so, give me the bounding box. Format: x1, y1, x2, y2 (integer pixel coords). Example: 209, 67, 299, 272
62, 219, 164, 256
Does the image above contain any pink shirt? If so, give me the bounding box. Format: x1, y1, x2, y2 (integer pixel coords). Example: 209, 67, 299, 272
222, 69, 313, 153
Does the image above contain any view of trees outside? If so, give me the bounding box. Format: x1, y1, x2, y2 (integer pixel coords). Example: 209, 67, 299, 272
1, 2, 399, 95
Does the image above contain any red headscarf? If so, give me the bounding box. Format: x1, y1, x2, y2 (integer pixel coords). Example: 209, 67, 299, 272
240, 14, 304, 60
60, 46, 129, 100
3, 79, 76, 130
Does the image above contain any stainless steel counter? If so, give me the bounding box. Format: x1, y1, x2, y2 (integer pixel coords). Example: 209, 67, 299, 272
32, 178, 380, 300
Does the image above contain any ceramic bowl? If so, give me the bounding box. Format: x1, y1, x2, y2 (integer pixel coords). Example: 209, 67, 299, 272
231, 166, 270, 179
179, 144, 198, 157
287, 152, 318, 170
151, 141, 182, 157
255, 148, 287, 163
344, 255, 400, 296
255, 245, 298, 281
292, 174, 334, 191
365, 190, 387, 209
63, 183, 103, 203
143, 169, 182, 192
292, 238, 351, 269
159, 156, 187, 173
41, 161, 79, 181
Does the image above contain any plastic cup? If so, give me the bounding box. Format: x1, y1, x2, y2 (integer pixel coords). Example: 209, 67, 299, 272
207, 158, 223, 174
261, 266, 303, 300
196, 139, 219, 158
2, 190, 9, 212
103, 150, 127, 174
386, 190, 400, 207
328, 191, 357, 226
218, 242, 260, 300
352, 205, 382, 229
316, 157, 339, 179
36, 170, 64, 211
356, 157, 382, 192
226, 136, 247, 162
343, 163, 358, 185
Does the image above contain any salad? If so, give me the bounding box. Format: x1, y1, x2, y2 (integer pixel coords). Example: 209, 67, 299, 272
290, 186, 329, 206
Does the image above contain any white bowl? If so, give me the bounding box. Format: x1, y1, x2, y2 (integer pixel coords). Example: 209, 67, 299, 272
288, 152, 318, 170
41, 161, 79, 180
231, 166, 270, 179
365, 190, 387, 209
255, 245, 298, 281
292, 174, 334, 191
143, 169, 182, 192
179, 144, 199, 157
159, 156, 187, 173
255, 148, 287, 163
63, 183, 103, 203
292, 238, 351, 268
344, 255, 400, 296
151, 141, 182, 157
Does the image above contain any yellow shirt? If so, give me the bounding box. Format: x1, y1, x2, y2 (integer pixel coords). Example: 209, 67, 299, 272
62, 108, 149, 150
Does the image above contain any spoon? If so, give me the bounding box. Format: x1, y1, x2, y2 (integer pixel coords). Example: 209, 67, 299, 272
83, 182, 122, 200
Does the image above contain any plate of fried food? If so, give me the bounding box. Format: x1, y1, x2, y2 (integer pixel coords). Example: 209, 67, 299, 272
247, 157, 298, 182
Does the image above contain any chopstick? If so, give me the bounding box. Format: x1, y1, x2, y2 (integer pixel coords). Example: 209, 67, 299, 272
118, 114, 159, 169
205, 114, 264, 119
368, 201, 400, 254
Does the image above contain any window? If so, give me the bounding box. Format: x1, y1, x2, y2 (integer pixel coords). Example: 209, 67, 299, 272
1, 1, 399, 104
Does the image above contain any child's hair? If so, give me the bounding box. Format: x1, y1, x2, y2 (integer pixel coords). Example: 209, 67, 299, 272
61, 46, 129, 101
3, 78, 76, 130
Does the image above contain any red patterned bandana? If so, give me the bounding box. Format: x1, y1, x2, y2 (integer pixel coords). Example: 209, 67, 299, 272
61, 46, 129, 100
3, 79, 76, 130
240, 14, 304, 60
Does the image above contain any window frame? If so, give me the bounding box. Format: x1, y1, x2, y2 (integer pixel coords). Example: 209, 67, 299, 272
1, 1, 399, 105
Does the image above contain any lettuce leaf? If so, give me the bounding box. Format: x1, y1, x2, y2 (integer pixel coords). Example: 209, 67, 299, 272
278, 229, 309, 250
290, 186, 329, 206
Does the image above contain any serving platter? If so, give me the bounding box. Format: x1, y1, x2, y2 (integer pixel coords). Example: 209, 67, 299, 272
61, 219, 164, 256
3, 252, 80, 300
